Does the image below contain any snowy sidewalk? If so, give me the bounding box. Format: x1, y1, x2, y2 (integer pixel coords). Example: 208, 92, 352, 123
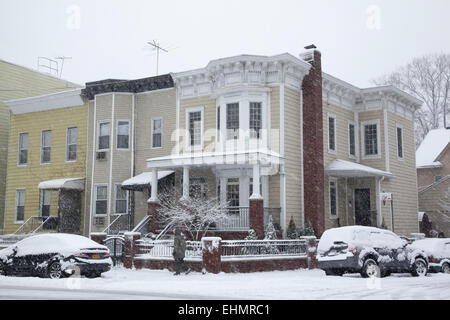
1, 267, 449, 300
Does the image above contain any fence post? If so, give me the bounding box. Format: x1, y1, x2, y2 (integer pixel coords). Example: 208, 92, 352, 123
202, 237, 222, 274
249, 199, 264, 239
303, 236, 317, 269
90, 232, 107, 245
124, 232, 141, 269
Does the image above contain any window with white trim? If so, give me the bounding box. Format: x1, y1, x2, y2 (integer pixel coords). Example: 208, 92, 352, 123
361, 120, 380, 158
66, 127, 77, 161
189, 177, 208, 199
98, 121, 110, 150
39, 190, 51, 217
226, 178, 240, 207
117, 120, 129, 149
348, 122, 356, 157
41, 130, 52, 164
95, 185, 108, 216
217, 106, 220, 142
114, 184, 128, 215
329, 179, 337, 217
226, 103, 239, 140
396, 124, 403, 159
18, 133, 28, 165
249, 102, 262, 139
152, 118, 162, 148
188, 111, 202, 147
328, 114, 336, 153
15, 189, 26, 222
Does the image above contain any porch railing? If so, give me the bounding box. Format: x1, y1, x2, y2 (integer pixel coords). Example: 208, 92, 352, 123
221, 239, 308, 258
214, 206, 249, 230
13, 216, 59, 235
104, 214, 131, 235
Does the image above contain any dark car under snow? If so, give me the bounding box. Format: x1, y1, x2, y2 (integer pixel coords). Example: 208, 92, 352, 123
0, 233, 112, 279
317, 226, 429, 278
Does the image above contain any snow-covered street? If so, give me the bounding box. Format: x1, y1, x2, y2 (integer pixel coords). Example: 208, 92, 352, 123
1, 267, 449, 300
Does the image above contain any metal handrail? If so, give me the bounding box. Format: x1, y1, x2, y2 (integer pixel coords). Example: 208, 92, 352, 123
13, 215, 58, 234
13, 216, 36, 234
33, 216, 58, 233
132, 215, 152, 234
103, 214, 122, 233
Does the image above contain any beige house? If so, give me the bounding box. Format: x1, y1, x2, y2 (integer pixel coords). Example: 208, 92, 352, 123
0, 59, 79, 234
416, 128, 450, 236
79, 49, 422, 239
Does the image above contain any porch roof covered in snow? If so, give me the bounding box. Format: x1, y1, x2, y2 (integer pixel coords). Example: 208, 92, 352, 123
325, 159, 394, 179
146, 149, 283, 169
121, 171, 174, 191
38, 178, 85, 190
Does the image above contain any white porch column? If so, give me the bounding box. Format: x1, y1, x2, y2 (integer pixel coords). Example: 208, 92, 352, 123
181, 166, 190, 201
250, 163, 263, 200
375, 176, 382, 227
220, 177, 227, 205
149, 168, 159, 202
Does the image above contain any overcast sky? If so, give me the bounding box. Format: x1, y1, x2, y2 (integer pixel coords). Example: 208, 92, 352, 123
1, 0, 449, 88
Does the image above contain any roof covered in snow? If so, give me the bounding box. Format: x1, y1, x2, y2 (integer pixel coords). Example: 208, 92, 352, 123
325, 159, 394, 178
121, 171, 174, 190
38, 178, 85, 190
416, 128, 450, 168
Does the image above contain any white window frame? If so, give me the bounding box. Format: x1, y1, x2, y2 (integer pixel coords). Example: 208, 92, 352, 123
97, 120, 111, 152
216, 106, 220, 143
329, 178, 338, 219
116, 119, 130, 150
14, 189, 26, 224
151, 117, 163, 149
348, 120, 356, 159
66, 127, 78, 162
17, 132, 28, 166
361, 119, 381, 160
185, 106, 204, 151
114, 184, 128, 215
94, 184, 108, 217
40, 129, 52, 165
249, 101, 263, 140
327, 113, 337, 154
396, 123, 404, 161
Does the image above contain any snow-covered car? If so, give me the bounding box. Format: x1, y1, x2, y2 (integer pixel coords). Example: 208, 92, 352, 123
317, 226, 428, 277
409, 238, 450, 274
0, 233, 112, 279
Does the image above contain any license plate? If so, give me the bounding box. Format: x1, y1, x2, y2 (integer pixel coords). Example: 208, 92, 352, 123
92, 254, 100, 259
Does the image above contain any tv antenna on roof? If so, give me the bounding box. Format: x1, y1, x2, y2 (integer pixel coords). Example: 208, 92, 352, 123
147, 40, 168, 76
55, 56, 72, 78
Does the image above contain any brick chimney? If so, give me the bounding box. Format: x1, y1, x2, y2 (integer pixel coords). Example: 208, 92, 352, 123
301, 49, 325, 237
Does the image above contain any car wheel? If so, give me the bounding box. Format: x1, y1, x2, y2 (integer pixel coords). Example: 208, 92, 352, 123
361, 258, 380, 278
48, 261, 63, 279
411, 258, 428, 277
0, 261, 6, 276
441, 263, 450, 274
85, 272, 100, 279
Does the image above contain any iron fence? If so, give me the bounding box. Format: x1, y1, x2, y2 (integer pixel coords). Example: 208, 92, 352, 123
136, 239, 202, 258
221, 239, 308, 257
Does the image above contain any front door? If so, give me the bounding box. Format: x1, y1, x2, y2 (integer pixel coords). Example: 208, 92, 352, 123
354, 188, 371, 226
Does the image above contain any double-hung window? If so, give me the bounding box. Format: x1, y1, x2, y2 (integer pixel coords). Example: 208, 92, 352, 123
226, 103, 239, 140
95, 185, 108, 216
15, 189, 26, 223
188, 109, 203, 148
362, 120, 380, 158
226, 178, 240, 208
348, 121, 356, 157
396, 124, 403, 160
117, 120, 129, 149
66, 127, 78, 161
329, 179, 337, 217
114, 184, 128, 215
98, 122, 110, 150
152, 118, 162, 148
189, 177, 208, 199
249, 102, 262, 139
18, 133, 28, 165
328, 114, 336, 153
41, 130, 52, 164
39, 190, 51, 217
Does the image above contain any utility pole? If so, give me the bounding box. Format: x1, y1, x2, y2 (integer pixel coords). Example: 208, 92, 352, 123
55, 56, 72, 78
147, 40, 168, 76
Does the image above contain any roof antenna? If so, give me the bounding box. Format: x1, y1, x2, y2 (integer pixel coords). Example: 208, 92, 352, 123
147, 40, 169, 76
55, 56, 72, 78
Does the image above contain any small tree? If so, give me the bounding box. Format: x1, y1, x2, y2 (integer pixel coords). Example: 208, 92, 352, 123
157, 191, 231, 241
297, 220, 315, 237
286, 216, 298, 239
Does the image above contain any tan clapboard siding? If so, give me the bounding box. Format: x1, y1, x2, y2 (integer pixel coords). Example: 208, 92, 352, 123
268, 174, 280, 208
284, 87, 303, 227
270, 86, 280, 154
380, 111, 419, 235
358, 110, 386, 170
322, 102, 356, 229
179, 96, 216, 153
418, 179, 449, 213
0, 60, 80, 233
135, 89, 177, 173
4, 103, 88, 234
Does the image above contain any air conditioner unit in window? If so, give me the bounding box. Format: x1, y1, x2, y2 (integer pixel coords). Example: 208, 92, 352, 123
96, 151, 107, 161
94, 217, 105, 226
